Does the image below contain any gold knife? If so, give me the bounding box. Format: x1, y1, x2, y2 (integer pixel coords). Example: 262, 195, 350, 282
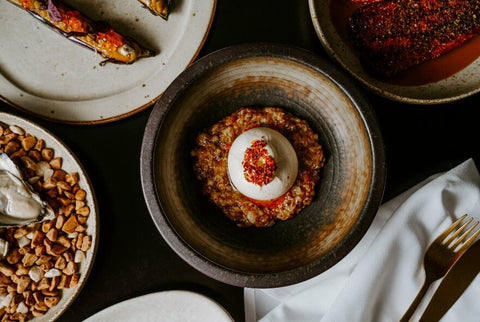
419, 239, 480, 321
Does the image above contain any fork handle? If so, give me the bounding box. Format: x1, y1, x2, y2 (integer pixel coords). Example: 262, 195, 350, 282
400, 280, 431, 322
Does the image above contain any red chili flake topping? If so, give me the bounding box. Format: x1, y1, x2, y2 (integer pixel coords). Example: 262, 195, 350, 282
242, 139, 276, 186
97, 29, 125, 49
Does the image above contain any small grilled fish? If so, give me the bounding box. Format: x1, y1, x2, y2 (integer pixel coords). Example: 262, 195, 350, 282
138, 0, 174, 20
7, 0, 155, 64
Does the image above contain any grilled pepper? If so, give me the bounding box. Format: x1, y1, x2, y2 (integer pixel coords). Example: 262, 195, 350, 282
137, 0, 174, 20
8, 0, 155, 64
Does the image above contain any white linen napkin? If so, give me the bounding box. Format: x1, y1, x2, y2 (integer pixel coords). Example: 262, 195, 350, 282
244, 159, 480, 322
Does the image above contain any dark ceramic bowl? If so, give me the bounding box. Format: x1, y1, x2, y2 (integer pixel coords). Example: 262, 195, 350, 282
140, 43, 386, 288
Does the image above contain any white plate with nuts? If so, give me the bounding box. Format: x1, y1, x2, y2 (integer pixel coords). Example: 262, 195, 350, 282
0, 112, 98, 321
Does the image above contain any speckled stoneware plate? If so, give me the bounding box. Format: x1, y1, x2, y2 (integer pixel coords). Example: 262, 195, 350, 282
84, 290, 233, 322
141, 43, 386, 288
309, 0, 480, 104
0, 0, 216, 124
0, 112, 98, 320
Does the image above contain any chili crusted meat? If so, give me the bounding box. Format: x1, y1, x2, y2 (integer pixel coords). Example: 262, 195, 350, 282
348, 0, 480, 78
192, 107, 325, 228
7, 0, 154, 64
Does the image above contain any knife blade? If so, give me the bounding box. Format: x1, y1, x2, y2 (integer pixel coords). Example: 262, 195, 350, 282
419, 239, 480, 321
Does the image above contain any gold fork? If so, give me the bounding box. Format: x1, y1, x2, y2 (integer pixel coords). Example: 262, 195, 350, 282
400, 214, 480, 322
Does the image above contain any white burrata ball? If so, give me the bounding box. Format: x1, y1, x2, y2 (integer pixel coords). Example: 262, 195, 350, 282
227, 127, 298, 201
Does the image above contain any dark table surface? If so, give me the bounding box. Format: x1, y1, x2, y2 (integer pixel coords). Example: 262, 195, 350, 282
1, 0, 479, 321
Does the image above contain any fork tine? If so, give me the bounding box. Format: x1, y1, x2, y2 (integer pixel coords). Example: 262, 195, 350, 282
445, 217, 474, 246
454, 223, 480, 253
450, 221, 479, 249
437, 214, 467, 242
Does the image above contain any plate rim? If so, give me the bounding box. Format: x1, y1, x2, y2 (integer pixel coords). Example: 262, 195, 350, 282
0, 111, 100, 320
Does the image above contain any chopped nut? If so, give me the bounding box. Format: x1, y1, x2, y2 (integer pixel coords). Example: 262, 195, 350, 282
13, 228, 28, 239
44, 269, 61, 279
46, 228, 57, 242
22, 253, 38, 267
21, 136, 37, 151
20, 156, 37, 171
35, 255, 52, 267
74, 189, 86, 201
52, 169, 67, 181
34, 301, 48, 312
63, 261, 75, 276
41, 221, 54, 234
31, 231, 45, 248
18, 245, 31, 255
55, 215, 65, 230
0, 263, 15, 277
16, 276, 31, 293
48, 276, 59, 293
29, 266, 44, 283
40, 148, 53, 161
57, 274, 71, 289
16, 236, 30, 249
15, 266, 29, 276
64, 191, 75, 200
69, 274, 79, 288
36, 278, 50, 291
77, 215, 88, 224
49, 157, 62, 170
75, 225, 86, 233
54, 257, 66, 270
35, 161, 52, 180
24, 292, 35, 307
9, 125, 24, 136
56, 236, 71, 249
75, 200, 85, 211
62, 204, 75, 217
28, 149, 42, 162
74, 250, 85, 263
65, 173, 79, 186
56, 197, 71, 207
43, 177, 58, 190
63, 251, 74, 263
4, 141, 20, 155
34, 245, 46, 257
62, 216, 78, 234
77, 206, 90, 217
5, 249, 22, 265
0, 273, 13, 287
80, 235, 92, 252
34, 139, 45, 151
44, 296, 59, 308
16, 301, 29, 314
57, 180, 71, 193
0, 292, 13, 309
49, 244, 68, 256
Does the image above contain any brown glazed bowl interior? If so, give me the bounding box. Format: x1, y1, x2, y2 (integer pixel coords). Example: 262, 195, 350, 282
141, 43, 386, 288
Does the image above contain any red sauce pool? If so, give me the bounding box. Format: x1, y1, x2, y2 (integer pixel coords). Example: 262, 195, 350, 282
330, 0, 480, 86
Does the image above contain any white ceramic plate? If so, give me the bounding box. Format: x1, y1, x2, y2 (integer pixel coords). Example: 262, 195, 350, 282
0, 0, 216, 124
84, 290, 233, 322
0, 112, 98, 320
309, 0, 480, 104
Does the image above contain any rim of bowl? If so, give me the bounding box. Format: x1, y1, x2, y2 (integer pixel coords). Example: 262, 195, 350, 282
140, 42, 386, 288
